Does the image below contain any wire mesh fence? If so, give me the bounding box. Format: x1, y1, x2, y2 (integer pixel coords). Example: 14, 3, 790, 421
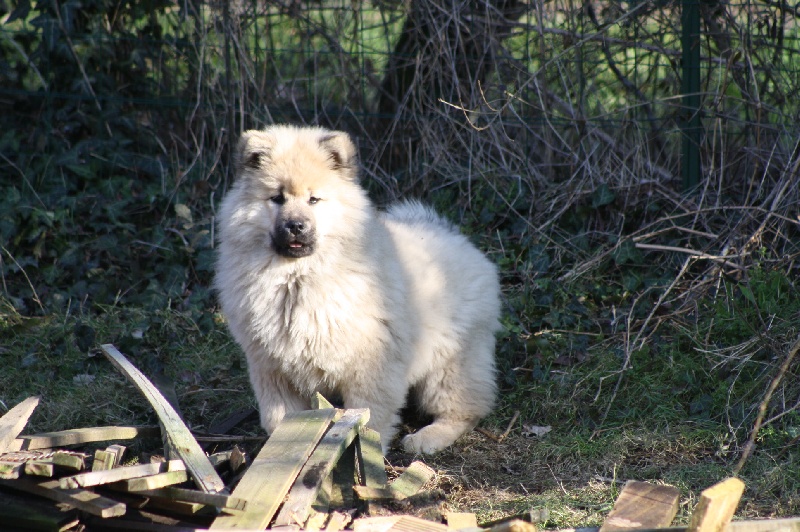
2, 0, 799, 300
4, 0, 800, 191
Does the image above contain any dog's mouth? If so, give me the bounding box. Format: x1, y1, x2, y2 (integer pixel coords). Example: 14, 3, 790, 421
272, 235, 315, 258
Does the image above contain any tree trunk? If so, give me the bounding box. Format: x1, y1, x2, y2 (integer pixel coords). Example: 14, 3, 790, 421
374, 0, 524, 174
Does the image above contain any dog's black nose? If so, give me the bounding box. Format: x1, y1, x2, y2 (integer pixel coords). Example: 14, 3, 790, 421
285, 220, 305, 236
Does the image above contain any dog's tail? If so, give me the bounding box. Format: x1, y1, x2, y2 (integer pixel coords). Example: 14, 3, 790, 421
384, 200, 458, 233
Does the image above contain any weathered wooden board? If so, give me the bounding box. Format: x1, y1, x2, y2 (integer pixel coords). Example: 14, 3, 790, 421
24, 460, 55, 477
487, 519, 538, 532
0, 477, 126, 517
92, 450, 115, 472
356, 426, 388, 490
728, 517, 800, 531
600, 480, 680, 531
389, 461, 436, 499
133, 486, 247, 511
113, 470, 189, 491
0, 486, 79, 531
312, 392, 335, 410
687, 477, 745, 532
445, 512, 478, 529
274, 408, 370, 527
357, 428, 387, 482
0, 396, 40, 453
0, 461, 23, 479
354, 460, 435, 503
16, 426, 160, 450
60, 459, 186, 489
208, 408, 341, 530
325, 511, 353, 532
100, 344, 225, 494
353, 515, 449, 532
53, 451, 87, 471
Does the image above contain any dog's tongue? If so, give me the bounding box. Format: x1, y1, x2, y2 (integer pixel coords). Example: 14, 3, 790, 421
289, 242, 303, 248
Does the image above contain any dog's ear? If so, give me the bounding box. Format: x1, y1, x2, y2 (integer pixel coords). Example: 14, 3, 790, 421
236, 130, 272, 175
318, 131, 358, 179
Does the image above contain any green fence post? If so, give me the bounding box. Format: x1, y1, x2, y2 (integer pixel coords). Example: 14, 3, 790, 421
681, 0, 702, 190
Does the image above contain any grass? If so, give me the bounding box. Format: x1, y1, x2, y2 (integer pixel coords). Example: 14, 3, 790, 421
2, 251, 799, 526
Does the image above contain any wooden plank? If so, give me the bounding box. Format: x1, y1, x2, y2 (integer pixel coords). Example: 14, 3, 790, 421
132, 487, 247, 511
0, 396, 40, 453
230, 444, 246, 473
445, 512, 478, 529
25, 460, 55, 477
325, 511, 353, 532
729, 517, 800, 531
353, 485, 396, 501
0, 461, 23, 479
107, 444, 127, 466
305, 509, 330, 531
356, 426, 388, 514
600, 480, 680, 531
687, 477, 745, 532
60, 459, 186, 489
16, 426, 160, 450
114, 469, 189, 491
53, 451, 87, 471
208, 408, 341, 530
312, 392, 335, 409
389, 461, 436, 499
100, 344, 226, 494
274, 408, 370, 527
488, 520, 538, 532
357, 427, 388, 486
0, 487, 79, 532
354, 460, 436, 503
353, 515, 449, 532
94, 449, 118, 471
331, 442, 357, 507
0, 477, 126, 517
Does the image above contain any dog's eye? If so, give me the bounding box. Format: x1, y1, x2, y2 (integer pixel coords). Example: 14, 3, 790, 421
309, 196, 320, 205
270, 194, 286, 205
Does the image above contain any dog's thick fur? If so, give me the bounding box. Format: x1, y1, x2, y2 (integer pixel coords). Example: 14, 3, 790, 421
215, 125, 500, 453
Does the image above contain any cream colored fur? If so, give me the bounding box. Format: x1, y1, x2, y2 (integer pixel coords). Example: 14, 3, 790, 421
215, 125, 500, 453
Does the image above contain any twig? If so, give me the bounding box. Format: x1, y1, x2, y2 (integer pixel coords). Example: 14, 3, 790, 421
498, 411, 520, 443
733, 334, 800, 475
634, 243, 746, 271
475, 410, 520, 443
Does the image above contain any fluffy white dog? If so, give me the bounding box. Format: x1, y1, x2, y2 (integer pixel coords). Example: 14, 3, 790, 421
215, 125, 500, 453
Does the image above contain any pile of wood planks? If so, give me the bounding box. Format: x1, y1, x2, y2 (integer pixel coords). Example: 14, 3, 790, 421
1, 343, 799, 531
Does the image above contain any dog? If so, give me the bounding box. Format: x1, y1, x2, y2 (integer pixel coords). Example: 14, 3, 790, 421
215, 125, 500, 453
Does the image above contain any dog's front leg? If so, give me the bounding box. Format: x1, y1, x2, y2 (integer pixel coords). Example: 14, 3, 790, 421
249, 366, 308, 435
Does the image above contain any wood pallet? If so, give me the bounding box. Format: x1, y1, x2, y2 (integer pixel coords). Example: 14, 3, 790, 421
0, 343, 798, 531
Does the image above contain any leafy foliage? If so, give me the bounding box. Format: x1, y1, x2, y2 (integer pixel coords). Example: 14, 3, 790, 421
1, 0, 221, 322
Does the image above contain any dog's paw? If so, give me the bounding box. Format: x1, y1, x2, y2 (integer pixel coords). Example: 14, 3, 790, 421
402, 423, 466, 454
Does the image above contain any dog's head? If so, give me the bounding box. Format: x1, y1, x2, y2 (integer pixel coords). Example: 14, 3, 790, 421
230, 125, 361, 259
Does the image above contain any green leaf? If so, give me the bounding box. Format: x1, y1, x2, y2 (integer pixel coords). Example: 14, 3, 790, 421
591, 183, 615, 208
739, 284, 757, 306
613, 239, 642, 265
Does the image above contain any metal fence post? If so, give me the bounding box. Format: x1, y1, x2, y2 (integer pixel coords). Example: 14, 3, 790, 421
681, 0, 702, 190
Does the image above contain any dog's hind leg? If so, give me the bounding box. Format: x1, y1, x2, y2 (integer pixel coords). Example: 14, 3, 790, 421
342, 367, 408, 453
402, 334, 497, 454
